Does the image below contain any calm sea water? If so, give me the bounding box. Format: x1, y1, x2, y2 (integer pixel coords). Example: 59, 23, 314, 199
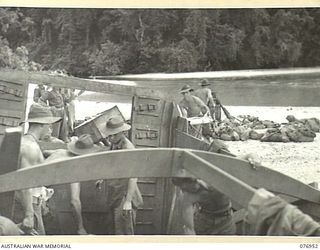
27, 82, 320, 122
154, 78, 320, 106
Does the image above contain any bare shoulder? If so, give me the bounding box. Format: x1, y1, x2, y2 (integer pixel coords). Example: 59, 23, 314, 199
20, 136, 40, 155
123, 137, 135, 149
45, 149, 71, 162
20, 136, 43, 168
192, 95, 205, 104
194, 88, 201, 94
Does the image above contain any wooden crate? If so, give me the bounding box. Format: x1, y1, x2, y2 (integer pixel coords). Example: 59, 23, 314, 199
74, 106, 125, 143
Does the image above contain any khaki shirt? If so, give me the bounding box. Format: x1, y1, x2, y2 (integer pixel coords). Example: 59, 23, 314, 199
41, 90, 64, 108
107, 136, 136, 208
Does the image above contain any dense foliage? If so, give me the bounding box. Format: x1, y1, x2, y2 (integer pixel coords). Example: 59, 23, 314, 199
0, 8, 319, 76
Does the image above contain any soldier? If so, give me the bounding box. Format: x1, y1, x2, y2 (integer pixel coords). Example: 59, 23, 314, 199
172, 152, 261, 235
179, 84, 211, 138
62, 88, 85, 134
194, 79, 216, 138
212, 92, 222, 122
194, 79, 215, 117
45, 134, 101, 234
0, 216, 21, 235
102, 117, 143, 235
39, 86, 68, 142
13, 104, 61, 235
33, 84, 46, 103
179, 84, 210, 118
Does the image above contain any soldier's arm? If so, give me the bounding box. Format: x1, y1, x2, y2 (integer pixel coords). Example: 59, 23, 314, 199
39, 91, 50, 104
123, 140, 139, 210
180, 191, 199, 235
193, 96, 210, 115
70, 182, 87, 235
124, 154, 138, 209
76, 90, 85, 97
207, 89, 215, 107
177, 100, 188, 117
33, 89, 40, 103
18, 145, 35, 230
124, 178, 138, 209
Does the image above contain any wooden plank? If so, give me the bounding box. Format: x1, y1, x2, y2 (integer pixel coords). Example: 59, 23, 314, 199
27, 71, 135, 96
138, 182, 156, 194
175, 130, 235, 156
159, 102, 174, 148
0, 93, 23, 102
190, 150, 320, 204
0, 109, 24, 119
181, 151, 256, 208
175, 130, 211, 151
131, 97, 165, 126
0, 69, 171, 103
0, 149, 176, 193
0, 127, 22, 175
130, 96, 171, 234
1, 146, 319, 215
0, 127, 22, 218
0, 125, 10, 134
0, 81, 25, 96
0, 70, 167, 100
0, 147, 257, 213
0, 70, 28, 85
0, 99, 24, 111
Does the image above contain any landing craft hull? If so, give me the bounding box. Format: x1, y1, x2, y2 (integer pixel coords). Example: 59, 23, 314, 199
0, 69, 319, 235
1, 129, 320, 234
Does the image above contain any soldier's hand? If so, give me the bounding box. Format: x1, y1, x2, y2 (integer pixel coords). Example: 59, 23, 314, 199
122, 200, 132, 216
21, 215, 34, 230
240, 153, 262, 169
77, 227, 88, 235
196, 179, 209, 190
123, 200, 132, 210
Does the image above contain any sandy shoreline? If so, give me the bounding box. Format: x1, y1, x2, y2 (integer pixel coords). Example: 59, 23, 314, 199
220, 106, 320, 184
224, 135, 320, 184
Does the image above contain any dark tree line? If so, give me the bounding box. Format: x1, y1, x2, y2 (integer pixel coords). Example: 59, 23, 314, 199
1, 8, 320, 76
